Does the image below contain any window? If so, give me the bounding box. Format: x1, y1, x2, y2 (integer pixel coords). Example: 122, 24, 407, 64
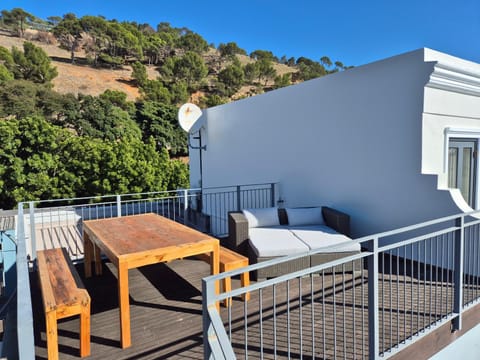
448, 138, 477, 208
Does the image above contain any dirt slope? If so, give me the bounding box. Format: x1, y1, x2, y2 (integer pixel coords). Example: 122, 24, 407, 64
0, 33, 148, 101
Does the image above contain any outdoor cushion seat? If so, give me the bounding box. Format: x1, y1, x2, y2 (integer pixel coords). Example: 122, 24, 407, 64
249, 227, 310, 257
289, 225, 361, 253
228, 206, 362, 279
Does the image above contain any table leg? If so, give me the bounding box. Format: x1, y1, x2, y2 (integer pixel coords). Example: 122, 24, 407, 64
83, 232, 93, 278
94, 244, 102, 275
118, 261, 131, 348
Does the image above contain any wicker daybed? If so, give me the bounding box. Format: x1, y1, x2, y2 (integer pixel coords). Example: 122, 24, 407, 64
227, 207, 361, 279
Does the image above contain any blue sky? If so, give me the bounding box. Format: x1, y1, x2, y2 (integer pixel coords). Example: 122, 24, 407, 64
2, 0, 479, 67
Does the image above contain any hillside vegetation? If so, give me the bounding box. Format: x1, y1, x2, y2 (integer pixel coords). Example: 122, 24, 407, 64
0, 8, 350, 209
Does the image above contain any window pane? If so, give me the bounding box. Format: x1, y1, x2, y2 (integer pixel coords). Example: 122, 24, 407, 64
448, 147, 458, 188
461, 148, 472, 204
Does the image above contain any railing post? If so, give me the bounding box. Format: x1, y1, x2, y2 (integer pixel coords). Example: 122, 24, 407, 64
28, 201, 36, 262
16, 202, 36, 359
270, 183, 276, 207
116, 195, 122, 217
367, 237, 379, 360
183, 189, 189, 225
203, 278, 215, 359
236, 185, 241, 211
452, 216, 464, 331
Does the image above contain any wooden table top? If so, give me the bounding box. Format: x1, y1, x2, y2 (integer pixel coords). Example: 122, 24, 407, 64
83, 213, 215, 259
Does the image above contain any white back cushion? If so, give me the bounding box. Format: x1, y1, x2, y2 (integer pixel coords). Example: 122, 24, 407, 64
242, 207, 280, 228
286, 207, 324, 226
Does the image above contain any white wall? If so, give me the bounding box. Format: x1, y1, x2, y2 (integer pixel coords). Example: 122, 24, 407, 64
191, 49, 466, 237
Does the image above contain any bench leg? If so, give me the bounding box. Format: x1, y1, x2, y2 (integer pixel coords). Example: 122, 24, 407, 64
241, 270, 251, 302
223, 276, 232, 307
45, 311, 59, 360
80, 303, 91, 357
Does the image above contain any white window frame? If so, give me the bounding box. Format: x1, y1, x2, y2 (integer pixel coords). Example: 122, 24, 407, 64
444, 127, 480, 209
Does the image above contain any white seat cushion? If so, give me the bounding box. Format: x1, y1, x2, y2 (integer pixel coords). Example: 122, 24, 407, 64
249, 227, 309, 257
289, 225, 361, 253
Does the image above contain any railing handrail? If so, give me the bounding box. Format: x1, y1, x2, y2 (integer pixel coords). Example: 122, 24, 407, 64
16, 182, 279, 207
17, 188, 202, 206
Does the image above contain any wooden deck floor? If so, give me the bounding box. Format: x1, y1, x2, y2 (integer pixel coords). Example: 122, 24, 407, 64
30, 253, 473, 360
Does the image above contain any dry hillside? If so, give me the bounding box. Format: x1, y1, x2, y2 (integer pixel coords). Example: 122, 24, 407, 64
0, 33, 157, 101
0, 32, 297, 102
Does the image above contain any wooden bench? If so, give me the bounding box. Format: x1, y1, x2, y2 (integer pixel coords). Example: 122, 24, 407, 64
37, 248, 91, 360
199, 246, 250, 307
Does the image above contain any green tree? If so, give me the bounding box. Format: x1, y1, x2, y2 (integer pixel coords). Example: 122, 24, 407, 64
243, 62, 260, 83
52, 14, 83, 63
176, 32, 208, 54
99, 89, 135, 115
63, 94, 141, 140
0, 116, 184, 208
47, 16, 62, 26
10, 42, 58, 83
250, 49, 276, 61
1, 8, 33, 36
169, 80, 189, 105
257, 59, 277, 85
0, 46, 14, 66
218, 42, 247, 57
0, 116, 74, 207
162, 51, 208, 90
0, 79, 38, 118
295, 57, 326, 80
200, 94, 228, 108
142, 34, 166, 65
140, 79, 172, 104
273, 73, 291, 89
320, 56, 332, 69
0, 64, 13, 82
166, 158, 189, 190
131, 61, 148, 87
334, 61, 345, 72
217, 64, 244, 96
136, 101, 188, 156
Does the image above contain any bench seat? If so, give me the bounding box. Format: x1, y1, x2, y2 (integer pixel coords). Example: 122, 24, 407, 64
37, 248, 91, 360
199, 246, 250, 306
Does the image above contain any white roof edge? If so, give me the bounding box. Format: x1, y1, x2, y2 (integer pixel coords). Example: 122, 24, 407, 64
423, 48, 480, 72
423, 48, 480, 97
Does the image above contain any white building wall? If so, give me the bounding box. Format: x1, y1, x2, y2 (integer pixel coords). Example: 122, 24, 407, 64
191, 49, 466, 237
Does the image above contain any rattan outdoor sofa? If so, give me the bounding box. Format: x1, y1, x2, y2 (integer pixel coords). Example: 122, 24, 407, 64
227, 206, 362, 279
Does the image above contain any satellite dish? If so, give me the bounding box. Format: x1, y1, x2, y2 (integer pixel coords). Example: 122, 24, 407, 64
178, 103, 202, 133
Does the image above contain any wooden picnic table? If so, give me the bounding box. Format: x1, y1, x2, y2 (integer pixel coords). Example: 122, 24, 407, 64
83, 213, 219, 349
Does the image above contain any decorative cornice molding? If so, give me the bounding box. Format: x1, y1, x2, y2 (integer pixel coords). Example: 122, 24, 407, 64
426, 62, 480, 97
